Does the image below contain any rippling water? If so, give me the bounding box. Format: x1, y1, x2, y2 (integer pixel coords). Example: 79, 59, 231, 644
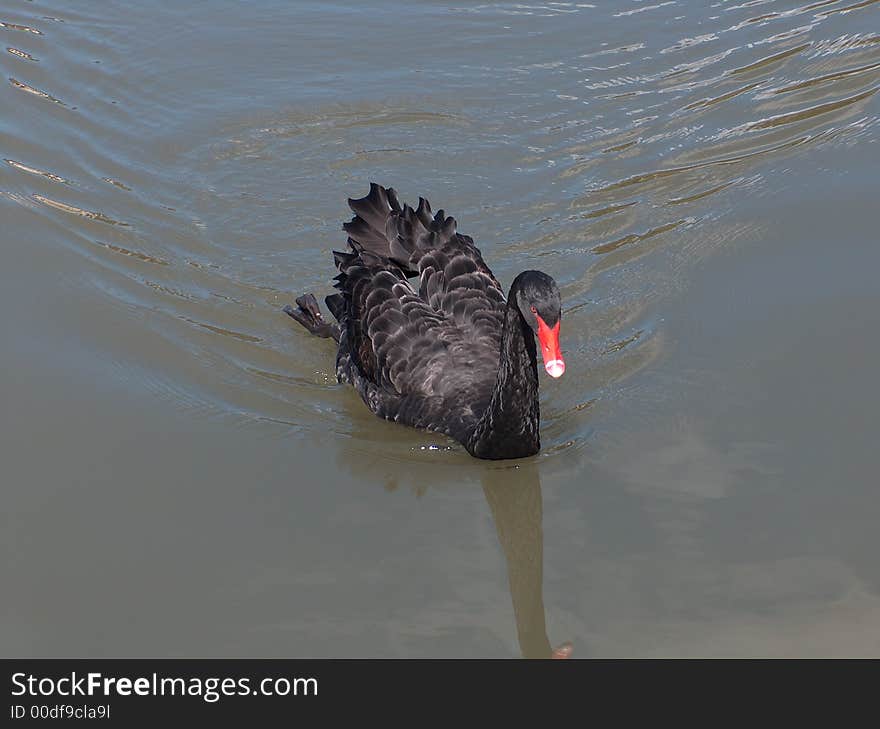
3, 0, 879, 656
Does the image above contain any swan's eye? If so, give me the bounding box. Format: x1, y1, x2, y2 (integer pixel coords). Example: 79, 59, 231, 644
530, 305, 537, 314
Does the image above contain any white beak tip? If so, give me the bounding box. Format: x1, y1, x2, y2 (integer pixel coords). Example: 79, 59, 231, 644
544, 359, 565, 378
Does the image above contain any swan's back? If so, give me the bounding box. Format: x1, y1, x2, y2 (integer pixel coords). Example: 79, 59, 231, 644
328, 184, 507, 437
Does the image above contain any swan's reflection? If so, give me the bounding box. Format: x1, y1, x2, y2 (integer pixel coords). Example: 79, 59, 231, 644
482, 461, 571, 659
335, 423, 570, 657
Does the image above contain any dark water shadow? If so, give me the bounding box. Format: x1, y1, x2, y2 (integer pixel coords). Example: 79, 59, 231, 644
482, 461, 572, 659
330, 392, 575, 655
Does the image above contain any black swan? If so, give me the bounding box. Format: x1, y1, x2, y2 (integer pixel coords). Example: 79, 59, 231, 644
285, 183, 564, 460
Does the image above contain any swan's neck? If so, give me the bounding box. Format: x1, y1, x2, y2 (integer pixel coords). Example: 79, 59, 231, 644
467, 302, 540, 459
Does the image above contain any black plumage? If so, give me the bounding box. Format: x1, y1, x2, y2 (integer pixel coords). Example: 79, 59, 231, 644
286, 183, 565, 460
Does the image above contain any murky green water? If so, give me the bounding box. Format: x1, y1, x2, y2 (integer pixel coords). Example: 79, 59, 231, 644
3, 0, 879, 657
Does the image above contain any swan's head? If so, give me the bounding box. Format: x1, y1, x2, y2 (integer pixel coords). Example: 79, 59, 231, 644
513, 270, 565, 378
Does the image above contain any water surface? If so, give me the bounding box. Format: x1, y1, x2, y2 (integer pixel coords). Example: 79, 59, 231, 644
3, 0, 879, 656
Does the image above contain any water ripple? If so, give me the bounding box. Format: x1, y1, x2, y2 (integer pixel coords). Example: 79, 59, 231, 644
3, 0, 876, 461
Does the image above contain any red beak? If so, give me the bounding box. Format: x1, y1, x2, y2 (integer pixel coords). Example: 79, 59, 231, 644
536, 315, 565, 378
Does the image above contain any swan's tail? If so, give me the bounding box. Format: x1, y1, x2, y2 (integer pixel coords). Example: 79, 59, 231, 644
283, 294, 340, 342
342, 182, 403, 262
340, 183, 500, 290
341, 182, 469, 278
